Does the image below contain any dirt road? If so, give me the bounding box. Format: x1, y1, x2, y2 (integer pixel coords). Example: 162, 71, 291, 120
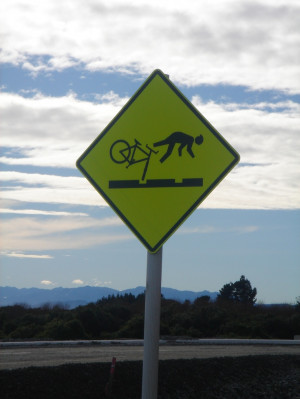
1, 343, 300, 370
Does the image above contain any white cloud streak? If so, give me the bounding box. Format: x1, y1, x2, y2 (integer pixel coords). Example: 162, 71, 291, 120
0, 208, 88, 216
179, 225, 259, 235
0, 91, 125, 169
0, 216, 132, 251
1, 92, 299, 210
190, 96, 300, 210
2, 252, 53, 259
1, 0, 299, 93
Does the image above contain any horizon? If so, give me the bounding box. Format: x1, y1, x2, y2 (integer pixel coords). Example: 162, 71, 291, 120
1, 1, 299, 305
1, 284, 217, 293
1, 284, 295, 306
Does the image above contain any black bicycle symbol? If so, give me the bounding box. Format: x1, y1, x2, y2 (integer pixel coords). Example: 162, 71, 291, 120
110, 139, 158, 180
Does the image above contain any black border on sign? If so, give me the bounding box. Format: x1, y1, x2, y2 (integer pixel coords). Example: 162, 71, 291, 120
76, 69, 240, 253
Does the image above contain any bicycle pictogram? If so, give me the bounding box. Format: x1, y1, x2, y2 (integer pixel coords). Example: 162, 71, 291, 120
110, 139, 158, 181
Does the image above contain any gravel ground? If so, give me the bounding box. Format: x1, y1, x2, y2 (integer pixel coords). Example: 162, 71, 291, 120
2, 343, 300, 370
1, 355, 299, 399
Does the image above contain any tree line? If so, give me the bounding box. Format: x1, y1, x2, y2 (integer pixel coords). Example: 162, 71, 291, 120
0, 276, 299, 341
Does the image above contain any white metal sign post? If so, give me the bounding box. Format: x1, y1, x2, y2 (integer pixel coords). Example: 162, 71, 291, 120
142, 73, 167, 399
76, 69, 240, 399
142, 248, 163, 399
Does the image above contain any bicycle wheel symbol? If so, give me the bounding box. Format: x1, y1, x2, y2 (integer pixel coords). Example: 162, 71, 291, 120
110, 140, 131, 164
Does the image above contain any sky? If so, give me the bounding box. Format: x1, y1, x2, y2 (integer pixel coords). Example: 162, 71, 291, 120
0, 0, 299, 304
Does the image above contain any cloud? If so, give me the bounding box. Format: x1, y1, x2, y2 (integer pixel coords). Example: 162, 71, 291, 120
190, 97, 300, 210
93, 91, 129, 107
0, 215, 132, 251
1, 0, 299, 93
0, 208, 88, 216
72, 279, 84, 285
179, 225, 259, 235
41, 280, 54, 285
0, 170, 106, 207
191, 97, 300, 167
0, 91, 124, 169
1, 91, 299, 210
89, 278, 112, 287
1, 252, 53, 259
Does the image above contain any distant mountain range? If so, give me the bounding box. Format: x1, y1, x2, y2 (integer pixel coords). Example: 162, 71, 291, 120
0, 286, 218, 309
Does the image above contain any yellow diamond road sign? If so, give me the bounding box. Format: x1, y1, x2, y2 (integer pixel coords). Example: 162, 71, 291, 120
77, 69, 240, 253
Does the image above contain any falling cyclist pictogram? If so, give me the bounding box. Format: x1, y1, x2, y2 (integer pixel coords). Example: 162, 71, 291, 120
109, 132, 204, 189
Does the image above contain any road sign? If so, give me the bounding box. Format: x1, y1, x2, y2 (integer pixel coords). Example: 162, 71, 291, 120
77, 69, 240, 252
